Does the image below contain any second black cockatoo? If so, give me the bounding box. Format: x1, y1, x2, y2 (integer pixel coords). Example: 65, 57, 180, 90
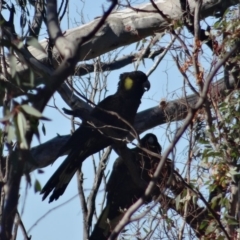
90, 133, 164, 240
41, 71, 150, 202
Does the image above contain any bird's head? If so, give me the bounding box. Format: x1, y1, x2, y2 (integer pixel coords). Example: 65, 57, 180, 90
118, 71, 150, 96
140, 133, 162, 154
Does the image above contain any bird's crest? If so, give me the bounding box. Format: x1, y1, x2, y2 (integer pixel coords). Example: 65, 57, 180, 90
124, 77, 134, 90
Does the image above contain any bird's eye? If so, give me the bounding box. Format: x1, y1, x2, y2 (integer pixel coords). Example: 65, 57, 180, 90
143, 80, 150, 91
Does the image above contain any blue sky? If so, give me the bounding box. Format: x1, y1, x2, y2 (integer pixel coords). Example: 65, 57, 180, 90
0, 0, 217, 239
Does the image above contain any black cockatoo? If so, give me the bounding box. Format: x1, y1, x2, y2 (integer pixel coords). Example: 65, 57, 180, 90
41, 71, 150, 202
90, 133, 165, 240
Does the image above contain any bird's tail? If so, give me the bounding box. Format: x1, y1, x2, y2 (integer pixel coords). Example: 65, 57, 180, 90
41, 154, 79, 203
90, 205, 124, 240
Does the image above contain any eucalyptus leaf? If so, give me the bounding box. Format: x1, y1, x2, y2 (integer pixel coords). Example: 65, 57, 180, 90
34, 179, 42, 193
21, 104, 43, 118
17, 112, 28, 149
26, 37, 45, 53
7, 125, 16, 143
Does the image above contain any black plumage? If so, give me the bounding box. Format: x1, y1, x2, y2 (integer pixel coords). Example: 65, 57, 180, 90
90, 133, 164, 240
41, 71, 150, 202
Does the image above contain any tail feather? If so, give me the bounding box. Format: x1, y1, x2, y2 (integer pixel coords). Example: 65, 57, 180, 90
41, 154, 78, 203
41, 136, 103, 202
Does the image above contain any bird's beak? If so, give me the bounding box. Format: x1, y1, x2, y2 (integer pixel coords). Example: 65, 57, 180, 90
143, 80, 151, 91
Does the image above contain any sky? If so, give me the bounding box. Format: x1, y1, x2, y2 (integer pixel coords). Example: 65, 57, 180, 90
0, 0, 217, 239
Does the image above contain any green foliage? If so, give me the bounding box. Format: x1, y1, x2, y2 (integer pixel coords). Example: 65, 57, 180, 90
34, 179, 42, 193
0, 102, 50, 149
26, 37, 46, 53
194, 90, 240, 236
213, 6, 240, 47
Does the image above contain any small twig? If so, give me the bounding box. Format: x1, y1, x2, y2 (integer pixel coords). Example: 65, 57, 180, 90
171, 29, 191, 58
14, 211, 31, 240
147, 35, 177, 77
77, 170, 88, 239
149, 0, 171, 23
134, 40, 152, 71
87, 147, 112, 236
59, 0, 69, 21
27, 194, 78, 233
172, 54, 199, 96
193, 0, 203, 90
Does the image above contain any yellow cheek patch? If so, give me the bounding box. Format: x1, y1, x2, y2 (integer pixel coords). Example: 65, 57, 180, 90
124, 77, 134, 90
